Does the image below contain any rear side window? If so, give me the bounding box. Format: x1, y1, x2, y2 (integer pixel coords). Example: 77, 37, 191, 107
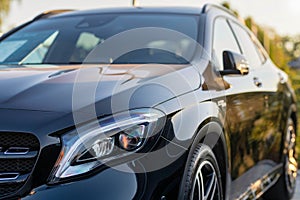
230, 22, 263, 68
252, 36, 267, 63
213, 18, 241, 70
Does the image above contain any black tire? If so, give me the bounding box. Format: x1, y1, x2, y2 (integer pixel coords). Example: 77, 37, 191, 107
180, 144, 223, 200
264, 118, 298, 200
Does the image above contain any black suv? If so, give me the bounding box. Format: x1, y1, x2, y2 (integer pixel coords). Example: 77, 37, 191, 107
0, 4, 297, 200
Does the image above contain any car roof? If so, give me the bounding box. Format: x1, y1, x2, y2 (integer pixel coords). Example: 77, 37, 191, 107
34, 4, 236, 22
43, 7, 205, 19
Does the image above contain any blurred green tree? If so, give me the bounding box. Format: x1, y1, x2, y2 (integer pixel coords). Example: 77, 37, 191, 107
0, 0, 11, 31
221, 2, 239, 17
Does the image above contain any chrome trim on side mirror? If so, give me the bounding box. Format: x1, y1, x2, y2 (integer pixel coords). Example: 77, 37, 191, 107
221, 51, 250, 76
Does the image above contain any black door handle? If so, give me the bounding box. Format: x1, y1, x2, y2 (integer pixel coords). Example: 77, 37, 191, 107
253, 77, 262, 87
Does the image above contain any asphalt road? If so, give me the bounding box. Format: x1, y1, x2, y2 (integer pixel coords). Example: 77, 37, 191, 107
292, 171, 300, 200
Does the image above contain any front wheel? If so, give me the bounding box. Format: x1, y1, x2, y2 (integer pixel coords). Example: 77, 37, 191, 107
181, 144, 223, 200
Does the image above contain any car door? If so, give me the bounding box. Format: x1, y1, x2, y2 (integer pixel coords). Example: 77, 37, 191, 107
229, 20, 283, 166
212, 17, 266, 183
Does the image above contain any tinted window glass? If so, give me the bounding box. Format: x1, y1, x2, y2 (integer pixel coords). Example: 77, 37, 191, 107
230, 22, 263, 67
213, 18, 241, 70
252, 36, 267, 63
0, 14, 199, 65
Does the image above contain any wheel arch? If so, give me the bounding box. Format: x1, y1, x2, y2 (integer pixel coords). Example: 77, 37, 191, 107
197, 118, 229, 200
157, 100, 230, 199
178, 117, 230, 200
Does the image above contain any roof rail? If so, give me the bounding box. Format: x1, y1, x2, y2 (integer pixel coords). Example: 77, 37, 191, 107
33, 9, 74, 20
202, 4, 236, 17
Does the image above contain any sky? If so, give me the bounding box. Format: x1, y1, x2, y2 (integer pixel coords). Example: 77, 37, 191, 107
1, 0, 300, 36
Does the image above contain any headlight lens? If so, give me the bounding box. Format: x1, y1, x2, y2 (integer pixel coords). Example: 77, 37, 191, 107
48, 108, 165, 183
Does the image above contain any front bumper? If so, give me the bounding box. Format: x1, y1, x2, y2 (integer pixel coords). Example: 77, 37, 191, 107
23, 164, 140, 200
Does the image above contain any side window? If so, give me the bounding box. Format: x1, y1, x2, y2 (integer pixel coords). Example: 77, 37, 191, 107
252, 36, 267, 63
230, 22, 263, 68
213, 18, 241, 70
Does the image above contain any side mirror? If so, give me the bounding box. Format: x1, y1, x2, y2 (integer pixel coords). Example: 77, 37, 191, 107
220, 51, 249, 76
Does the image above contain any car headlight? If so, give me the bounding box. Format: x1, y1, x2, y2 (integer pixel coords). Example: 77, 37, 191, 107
48, 108, 165, 183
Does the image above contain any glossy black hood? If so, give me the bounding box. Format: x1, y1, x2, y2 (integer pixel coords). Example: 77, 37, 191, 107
0, 64, 200, 115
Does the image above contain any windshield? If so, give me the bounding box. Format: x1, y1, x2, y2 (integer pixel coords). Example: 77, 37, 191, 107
0, 13, 199, 65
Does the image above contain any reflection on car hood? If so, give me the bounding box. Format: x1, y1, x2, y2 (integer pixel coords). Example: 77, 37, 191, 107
0, 64, 200, 115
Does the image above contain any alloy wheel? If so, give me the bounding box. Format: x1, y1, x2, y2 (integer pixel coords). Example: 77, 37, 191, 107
285, 119, 298, 194
190, 160, 221, 200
